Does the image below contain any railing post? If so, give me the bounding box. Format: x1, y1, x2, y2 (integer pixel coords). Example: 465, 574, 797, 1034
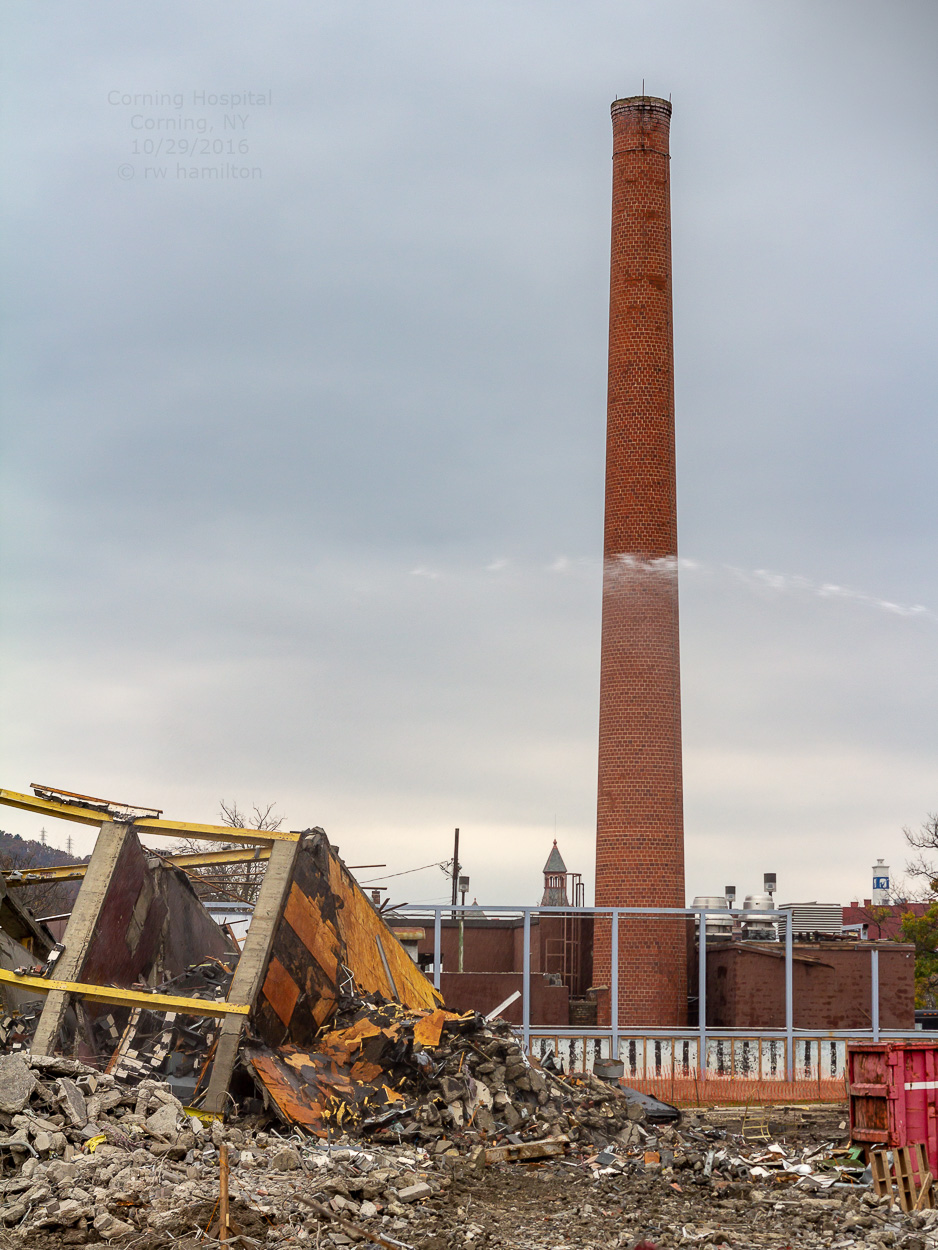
611, 908, 619, 1061
698, 909, 707, 1080
433, 908, 442, 989
785, 909, 794, 1081
871, 947, 880, 1042
522, 908, 532, 1050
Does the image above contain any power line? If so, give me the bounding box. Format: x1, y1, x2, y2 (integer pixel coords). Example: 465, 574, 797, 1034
359, 860, 451, 885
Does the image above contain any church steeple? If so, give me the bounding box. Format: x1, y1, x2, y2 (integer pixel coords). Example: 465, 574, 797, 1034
541, 840, 569, 906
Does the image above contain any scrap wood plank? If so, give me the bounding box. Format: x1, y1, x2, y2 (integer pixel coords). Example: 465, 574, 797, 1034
0, 968, 250, 1017
870, 1148, 891, 1198
484, 1135, 570, 1164
870, 1144, 936, 1212
916, 1172, 935, 1211
894, 1146, 918, 1213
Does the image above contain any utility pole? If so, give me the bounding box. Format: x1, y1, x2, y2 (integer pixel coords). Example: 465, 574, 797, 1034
458, 872, 470, 973
452, 827, 462, 973
451, 828, 460, 906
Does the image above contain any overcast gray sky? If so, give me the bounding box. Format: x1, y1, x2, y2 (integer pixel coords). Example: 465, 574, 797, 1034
1, 1, 936, 909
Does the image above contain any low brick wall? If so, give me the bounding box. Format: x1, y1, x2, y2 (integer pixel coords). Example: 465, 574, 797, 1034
438, 972, 569, 1027
704, 941, 914, 1030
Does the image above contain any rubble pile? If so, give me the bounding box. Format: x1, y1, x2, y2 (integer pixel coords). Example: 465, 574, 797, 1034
2, 1048, 938, 1249
0, 1049, 455, 1245
0, 999, 44, 1050
245, 995, 665, 1150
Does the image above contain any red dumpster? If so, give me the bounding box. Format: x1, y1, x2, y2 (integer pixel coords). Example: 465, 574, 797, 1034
848, 1041, 938, 1176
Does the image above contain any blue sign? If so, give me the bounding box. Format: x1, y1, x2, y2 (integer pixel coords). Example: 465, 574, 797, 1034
873, 876, 889, 891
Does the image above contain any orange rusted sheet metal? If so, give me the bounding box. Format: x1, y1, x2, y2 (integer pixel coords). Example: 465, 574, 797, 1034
246, 998, 471, 1132
413, 1008, 451, 1048
245, 1043, 405, 1135
251, 830, 442, 1049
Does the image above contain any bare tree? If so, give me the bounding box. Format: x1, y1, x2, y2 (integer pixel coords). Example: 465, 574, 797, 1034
168, 801, 284, 905
900, 815, 938, 1005
905, 814, 938, 896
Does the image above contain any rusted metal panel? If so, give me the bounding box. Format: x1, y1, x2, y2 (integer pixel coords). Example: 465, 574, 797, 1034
79, 833, 233, 989
283, 881, 340, 982
247, 1048, 326, 1129
253, 831, 441, 1048
320, 838, 439, 1010
80, 836, 164, 986
246, 998, 469, 1133
413, 1008, 449, 1048
0, 875, 55, 959
262, 957, 301, 1027
245, 1042, 400, 1134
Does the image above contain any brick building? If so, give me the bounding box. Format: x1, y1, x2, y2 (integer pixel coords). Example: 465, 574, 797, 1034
842, 900, 930, 941
703, 941, 914, 1030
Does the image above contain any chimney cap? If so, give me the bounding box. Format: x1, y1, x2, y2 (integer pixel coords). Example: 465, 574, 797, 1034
611, 95, 672, 117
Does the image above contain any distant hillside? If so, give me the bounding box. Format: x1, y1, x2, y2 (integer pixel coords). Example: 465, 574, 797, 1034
0, 830, 88, 870
0, 829, 87, 919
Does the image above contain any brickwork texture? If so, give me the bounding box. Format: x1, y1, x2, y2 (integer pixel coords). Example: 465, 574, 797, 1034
594, 96, 687, 1026
704, 943, 915, 1031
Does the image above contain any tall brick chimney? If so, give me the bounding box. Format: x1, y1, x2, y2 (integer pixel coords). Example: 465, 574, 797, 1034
594, 96, 687, 1026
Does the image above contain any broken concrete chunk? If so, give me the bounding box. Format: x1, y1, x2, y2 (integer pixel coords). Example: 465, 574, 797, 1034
55, 1078, 88, 1127
0, 1054, 37, 1113
149, 1086, 183, 1110
439, 1075, 465, 1104
94, 1210, 136, 1239
270, 1145, 301, 1170
146, 1208, 190, 1233
46, 1160, 78, 1186
39, 1198, 89, 1227
144, 1103, 180, 1138
0, 1201, 29, 1226
397, 1182, 432, 1203
87, 1088, 124, 1121
27, 1054, 96, 1079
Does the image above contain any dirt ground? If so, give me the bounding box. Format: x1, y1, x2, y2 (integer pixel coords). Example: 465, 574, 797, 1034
5, 1102, 936, 1250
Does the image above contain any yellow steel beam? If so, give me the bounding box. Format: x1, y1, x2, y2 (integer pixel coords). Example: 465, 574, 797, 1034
3, 863, 87, 885
162, 846, 273, 869
0, 968, 250, 1017
0, 789, 300, 844
3, 845, 275, 887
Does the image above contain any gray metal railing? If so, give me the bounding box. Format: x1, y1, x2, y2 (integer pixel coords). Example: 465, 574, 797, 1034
396, 904, 917, 1081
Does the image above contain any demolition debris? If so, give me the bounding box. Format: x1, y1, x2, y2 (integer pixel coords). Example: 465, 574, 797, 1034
1, 784, 936, 1246
1, 1049, 938, 1248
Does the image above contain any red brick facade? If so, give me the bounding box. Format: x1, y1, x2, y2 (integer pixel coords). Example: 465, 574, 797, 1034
594, 97, 687, 1025
704, 943, 915, 1031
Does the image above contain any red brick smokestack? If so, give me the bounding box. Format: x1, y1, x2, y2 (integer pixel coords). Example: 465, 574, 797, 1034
594, 96, 687, 1026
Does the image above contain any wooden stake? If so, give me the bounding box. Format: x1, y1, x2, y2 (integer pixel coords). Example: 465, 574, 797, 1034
915, 1173, 934, 1211
219, 1141, 230, 1242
